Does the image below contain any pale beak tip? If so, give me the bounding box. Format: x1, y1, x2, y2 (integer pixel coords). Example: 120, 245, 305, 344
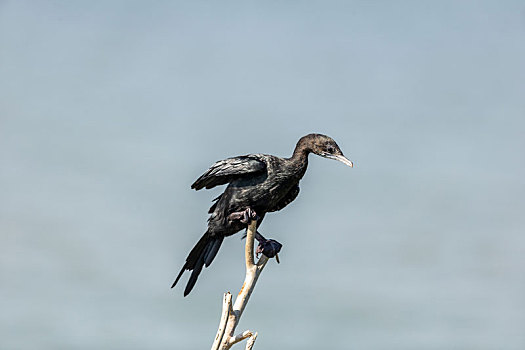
328, 154, 354, 168
341, 157, 353, 168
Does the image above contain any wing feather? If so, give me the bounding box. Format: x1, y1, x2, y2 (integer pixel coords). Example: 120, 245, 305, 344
191, 155, 267, 190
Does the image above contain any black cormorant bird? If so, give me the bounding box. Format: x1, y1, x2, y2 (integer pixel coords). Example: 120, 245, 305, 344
172, 133, 353, 296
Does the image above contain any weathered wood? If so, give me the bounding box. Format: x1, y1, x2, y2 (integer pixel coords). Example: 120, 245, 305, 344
211, 292, 232, 349
211, 220, 270, 350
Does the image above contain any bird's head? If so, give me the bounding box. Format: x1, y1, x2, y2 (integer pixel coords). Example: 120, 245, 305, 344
306, 134, 353, 167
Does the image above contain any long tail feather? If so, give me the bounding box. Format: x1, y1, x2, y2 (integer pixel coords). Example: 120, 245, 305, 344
171, 266, 186, 288
171, 231, 223, 296
184, 257, 205, 296
204, 237, 223, 267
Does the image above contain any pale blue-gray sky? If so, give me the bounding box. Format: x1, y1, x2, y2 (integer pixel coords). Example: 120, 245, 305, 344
1, 1, 524, 349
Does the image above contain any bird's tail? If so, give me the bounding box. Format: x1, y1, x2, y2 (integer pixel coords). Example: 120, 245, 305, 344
171, 231, 223, 296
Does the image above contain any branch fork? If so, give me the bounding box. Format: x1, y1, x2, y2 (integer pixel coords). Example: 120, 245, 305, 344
211, 220, 270, 350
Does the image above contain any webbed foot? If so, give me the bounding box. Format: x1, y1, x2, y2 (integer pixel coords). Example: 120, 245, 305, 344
255, 231, 282, 262
228, 208, 258, 224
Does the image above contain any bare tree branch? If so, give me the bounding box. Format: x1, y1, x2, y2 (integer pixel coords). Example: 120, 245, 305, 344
228, 330, 253, 346
211, 292, 232, 349
244, 333, 257, 350
210, 219, 271, 350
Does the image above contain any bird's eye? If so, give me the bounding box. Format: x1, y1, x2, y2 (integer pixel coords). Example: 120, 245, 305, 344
327, 146, 335, 153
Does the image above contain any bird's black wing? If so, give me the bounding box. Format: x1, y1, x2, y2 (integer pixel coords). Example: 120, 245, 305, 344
191, 154, 267, 190
268, 184, 300, 212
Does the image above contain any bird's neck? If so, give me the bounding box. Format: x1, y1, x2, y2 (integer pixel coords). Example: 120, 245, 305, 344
289, 137, 311, 174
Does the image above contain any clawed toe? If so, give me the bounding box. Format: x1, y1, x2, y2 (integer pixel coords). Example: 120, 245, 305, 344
240, 208, 258, 224
256, 239, 282, 260
228, 208, 258, 224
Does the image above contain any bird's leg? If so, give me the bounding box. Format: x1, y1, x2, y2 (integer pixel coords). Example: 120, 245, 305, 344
228, 207, 258, 224
255, 231, 282, 263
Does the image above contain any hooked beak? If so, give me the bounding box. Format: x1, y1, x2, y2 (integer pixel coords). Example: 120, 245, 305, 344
322, 153, 354, 167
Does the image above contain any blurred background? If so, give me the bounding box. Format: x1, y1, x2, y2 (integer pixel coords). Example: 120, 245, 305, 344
1, 1, 524, 349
